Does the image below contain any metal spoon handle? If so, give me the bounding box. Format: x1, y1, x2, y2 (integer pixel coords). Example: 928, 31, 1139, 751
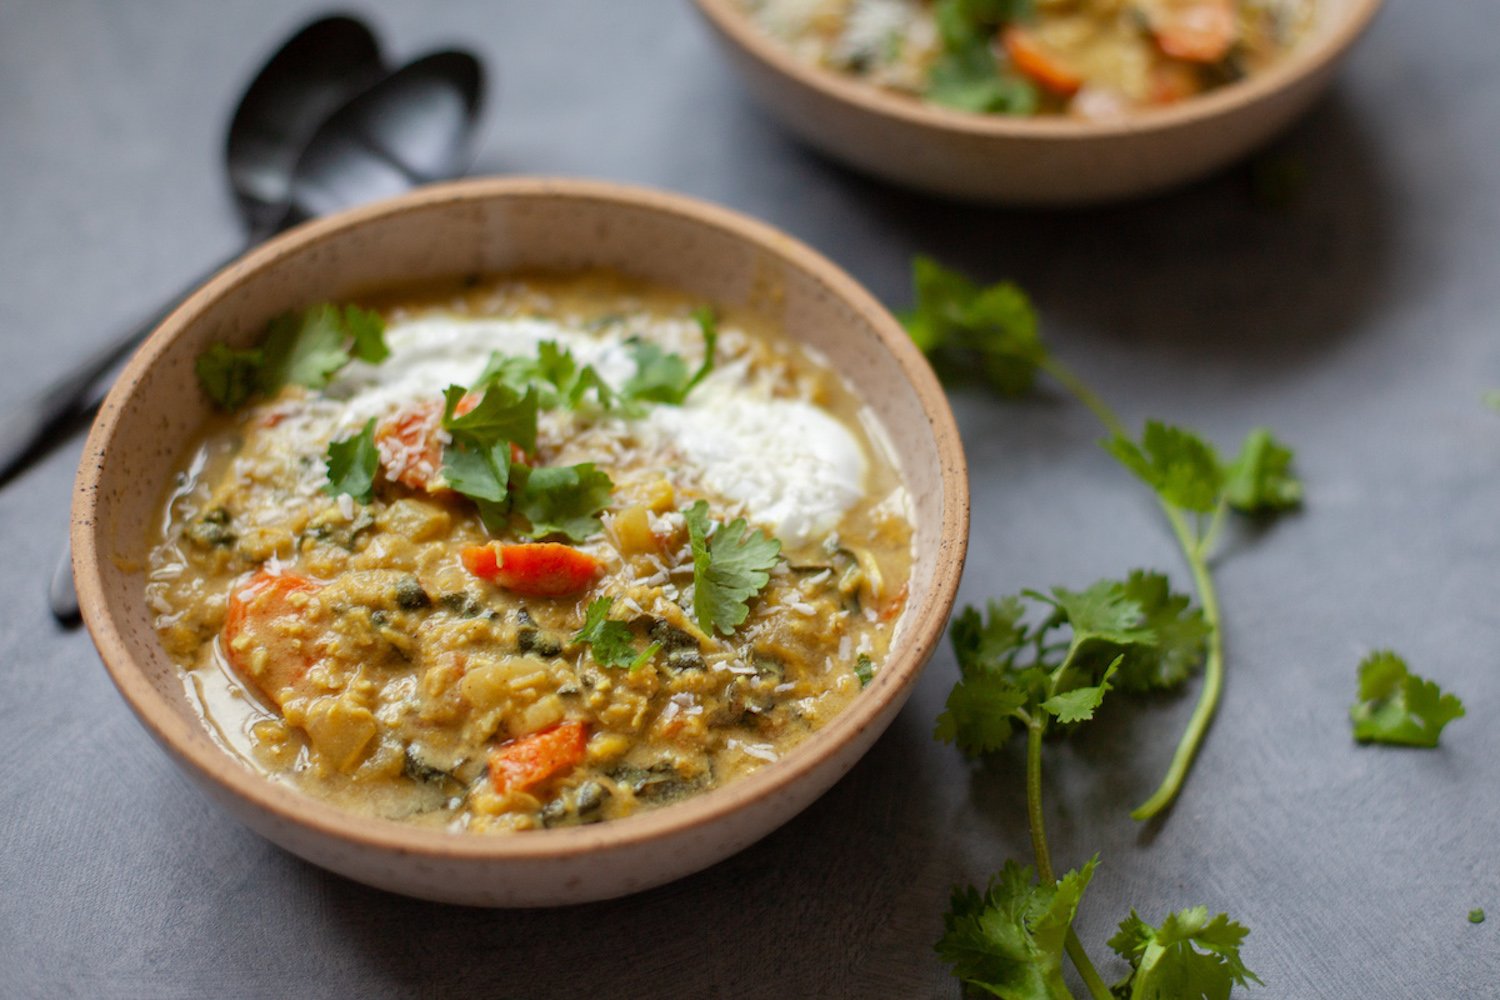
49, 543, 79, 624
0, 244, 248, 486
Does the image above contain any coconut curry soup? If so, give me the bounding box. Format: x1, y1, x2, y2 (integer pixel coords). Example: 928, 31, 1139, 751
736, 0, 1313, 118
147, 273, 913, 833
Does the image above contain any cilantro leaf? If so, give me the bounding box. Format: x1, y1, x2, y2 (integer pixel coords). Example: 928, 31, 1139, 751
1106, 421, 1224, 514
513, 463, 614, 542
1036, 579, 1154, 647
442, 382, 538, 455
1041, 658, 1118, 724
441, 440, 511, 505
855, 654, 876, 687
259, 305, 358, 393
684, 500, 780, 636
938, 599, 1036, 753
1108, 907, 1262, 1000
195, 303, 388, 409
342, 305, 389, 364
936, 857, 1096, 1000
1224, 428, 1302, 514
1107, 571, 1210, 693
927, 43, 1038, 115
1350, 650, 1465, 748
621, 308, 718, 406
322, 418, 379, 504
903, 257, 1046, 395
574, 597, 658, 671
194, 343, 263, 411
937, 666, 1031, 754
478, 341, 616, 412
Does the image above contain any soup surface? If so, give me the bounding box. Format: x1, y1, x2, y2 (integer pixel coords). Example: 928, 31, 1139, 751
735, 0, 1313, 118
147, 273, 912, 833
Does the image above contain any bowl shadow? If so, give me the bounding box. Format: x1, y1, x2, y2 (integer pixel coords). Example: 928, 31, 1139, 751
784, 86, 1394, 387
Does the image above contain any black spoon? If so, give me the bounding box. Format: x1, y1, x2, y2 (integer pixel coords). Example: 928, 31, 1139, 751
8, 16, 384, 494
49, 46, 486, 622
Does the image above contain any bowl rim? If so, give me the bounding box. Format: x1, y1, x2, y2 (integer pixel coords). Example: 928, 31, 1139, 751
73, 176, 970, 864
691, 0, 1384, 140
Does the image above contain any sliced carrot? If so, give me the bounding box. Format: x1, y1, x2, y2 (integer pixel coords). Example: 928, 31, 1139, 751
376, 393, 527, 493
1151, 0, 1237, 64
461, 542, 602, 597
1001, 25, 1083, 97
879, 582, 910, 623
488, 720, 589, 795
222, 570, 323, 706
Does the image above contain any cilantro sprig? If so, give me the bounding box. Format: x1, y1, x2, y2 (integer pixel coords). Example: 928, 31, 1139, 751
436, 379, 614, 541
474, 308, 718, 415
937, 857, 1098, 999
684, 500, 781, 636
936, 582, 1259, 999
1109, 908, 1262, 999
573, 597, 661, 671
926, 0, 1038, 115
323, 419, 378, 504
1349, 650, 1465, 748
905, 257, 1303, 821
195, 304, 387, 410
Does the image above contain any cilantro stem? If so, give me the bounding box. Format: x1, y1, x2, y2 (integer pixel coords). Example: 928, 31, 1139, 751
1028, 712, 1113, 1000
1026, 718, 1054, 882
1131, 505, 1224, 821
1040, 357, 1128, 438
1039, 355, 1226, 821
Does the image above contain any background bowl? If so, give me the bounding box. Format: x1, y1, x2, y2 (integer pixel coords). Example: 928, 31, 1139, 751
72, 178, 969, 906
692, 0, 1383, 204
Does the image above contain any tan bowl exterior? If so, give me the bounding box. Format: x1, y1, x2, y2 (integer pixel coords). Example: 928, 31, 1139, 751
72, 178, 969, 906
693, 0, 1382, 205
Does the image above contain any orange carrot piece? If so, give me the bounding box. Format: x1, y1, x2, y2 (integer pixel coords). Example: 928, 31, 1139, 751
1001, 26, 1083, 97
222, 570, 322, 706
488, 720, 589, 795
461, 542, 602, 597
1151, 0, 1236, 64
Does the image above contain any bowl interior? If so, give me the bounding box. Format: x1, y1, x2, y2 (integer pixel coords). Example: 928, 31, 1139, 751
696, 0, 1381, 136
74, 178, 967, 860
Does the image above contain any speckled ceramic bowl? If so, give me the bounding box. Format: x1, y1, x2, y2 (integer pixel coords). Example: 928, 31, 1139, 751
692, 0, 1382, 204
72, 178, 969, 906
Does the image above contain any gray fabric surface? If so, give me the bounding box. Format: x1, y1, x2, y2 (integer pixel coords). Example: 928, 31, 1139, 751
1, 1, 1496, 996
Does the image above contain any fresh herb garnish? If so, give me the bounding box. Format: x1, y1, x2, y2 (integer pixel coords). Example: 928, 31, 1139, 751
476, 340, 616, 412
937, 857, 1098, 999
574, 596, 660, 671
927, 0, 1038, 114
936, 583, 1258, 999
1350, 650, 1465, 748
195, 303, 387, 410
442, 382, 538, 455
905, 257, 1301, 820
684, 499, 781, 636
854, 654, 876, 687
621, 307, 718, 406
322, 419, 379, 504
1471, 909, 1487, 925
1109, 908, 1263, 999
513, 463, 615, 543
194, 343, 263, 411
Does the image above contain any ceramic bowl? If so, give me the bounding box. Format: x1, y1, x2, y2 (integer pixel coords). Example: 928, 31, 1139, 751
692, 0, 1382, 204
72, 178, 969, 906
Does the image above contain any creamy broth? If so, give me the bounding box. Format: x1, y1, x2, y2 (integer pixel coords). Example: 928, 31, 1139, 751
147, 273, 913, 833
